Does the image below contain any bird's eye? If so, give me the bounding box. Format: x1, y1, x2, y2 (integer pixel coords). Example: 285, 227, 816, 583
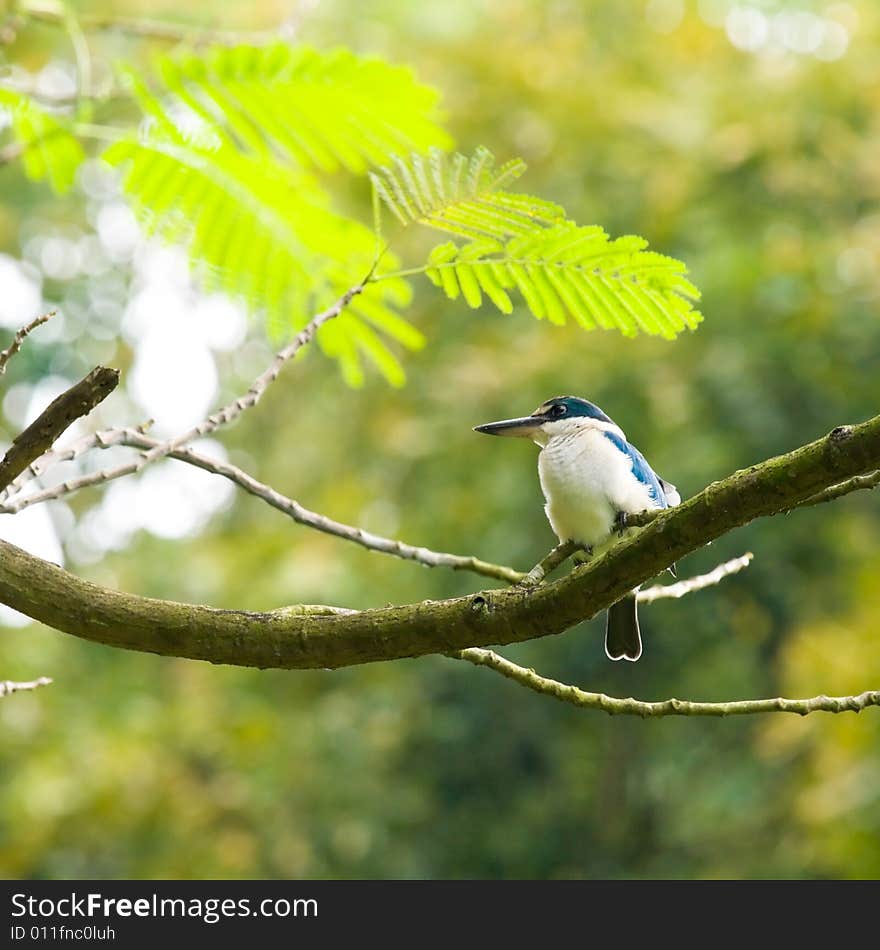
549, 404, 567, 418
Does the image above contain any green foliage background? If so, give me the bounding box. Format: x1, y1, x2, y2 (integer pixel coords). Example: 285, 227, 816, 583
1, 0, 879, 878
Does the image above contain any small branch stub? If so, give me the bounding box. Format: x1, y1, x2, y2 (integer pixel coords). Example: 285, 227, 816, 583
0, 365, 119, 491
637, 553, 754, 603
0, 676, 53, 698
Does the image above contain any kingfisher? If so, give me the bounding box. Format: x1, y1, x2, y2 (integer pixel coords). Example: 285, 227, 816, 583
474, 395, 680, 662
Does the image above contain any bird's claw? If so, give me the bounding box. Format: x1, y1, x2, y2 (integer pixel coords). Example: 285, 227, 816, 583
614, 511, 628, 536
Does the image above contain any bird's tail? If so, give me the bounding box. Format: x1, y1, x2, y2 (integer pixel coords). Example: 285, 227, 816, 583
605, 592, 642, 662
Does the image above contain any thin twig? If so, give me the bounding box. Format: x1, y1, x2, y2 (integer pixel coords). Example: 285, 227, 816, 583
637, 553, 753, 603
60, 1, 92, 104
20, 2, 282, 45
0, 436, 759, 593
519, 540, 579, 587
0, 676, 53, 698
0, 365, 119, 491
15, 284, 365, 500
794, 470, 880, 511
0, 421, 152, 499
0, 311, 54, 375
152, 284, 365, 457
453, 648, 880, 717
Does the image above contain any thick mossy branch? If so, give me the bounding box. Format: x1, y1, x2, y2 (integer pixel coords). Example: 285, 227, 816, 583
0, 414, 879, 669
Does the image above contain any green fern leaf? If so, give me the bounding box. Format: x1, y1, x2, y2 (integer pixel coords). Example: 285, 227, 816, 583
422, 223, 702, 339
104, 132, 419, 385
371, 147, 567, 241
0, 88, 84, 194
375, 149, 703, 339
106, 45, 450, 386
142, 44, 452, 174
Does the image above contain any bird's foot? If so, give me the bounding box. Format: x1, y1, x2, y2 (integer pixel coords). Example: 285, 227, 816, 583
614, 510, 628, 536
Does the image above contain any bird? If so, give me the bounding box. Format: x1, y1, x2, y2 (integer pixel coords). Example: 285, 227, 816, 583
474, 395, 680, 662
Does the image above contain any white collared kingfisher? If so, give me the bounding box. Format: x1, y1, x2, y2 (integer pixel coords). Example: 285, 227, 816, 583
475, 395, 680, 661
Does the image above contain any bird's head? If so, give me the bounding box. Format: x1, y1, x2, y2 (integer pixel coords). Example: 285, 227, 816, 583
474, 396, 618, 445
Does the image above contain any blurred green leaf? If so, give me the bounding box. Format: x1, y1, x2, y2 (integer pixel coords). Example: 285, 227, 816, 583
103, 51, 431, 386
0, 88, 84, 194
154, 43, 453, 173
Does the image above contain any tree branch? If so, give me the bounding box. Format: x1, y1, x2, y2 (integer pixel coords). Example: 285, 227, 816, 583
626, 448, 880, 530
1, 413, 879, 669
452, 648, 880, 717
446, 553, 766, 716
0, 421, 151, 500
0, 435, 752, 593
637, 553, 753, 603
0, 675, 53, 698
793, 469, 880, 511
0, 311, 54, 375
519, 541, 580, 586
0, 425, 524, 583
0, 365, 119, 491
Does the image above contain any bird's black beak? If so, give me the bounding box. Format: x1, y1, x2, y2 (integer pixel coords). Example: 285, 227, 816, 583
473, 415, 543, 438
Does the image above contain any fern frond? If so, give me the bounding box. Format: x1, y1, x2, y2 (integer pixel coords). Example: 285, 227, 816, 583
371, 147, 566, 241
107, 43, 448, 385
139, 44, 452, 173
104, 133, 419, 385
423, 224, 702, 339
0, 88, 84, 194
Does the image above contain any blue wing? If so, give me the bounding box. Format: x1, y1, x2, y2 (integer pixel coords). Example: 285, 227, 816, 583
603, 431, 670, 509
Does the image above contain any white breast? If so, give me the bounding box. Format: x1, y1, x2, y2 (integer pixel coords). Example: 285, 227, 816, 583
537, 425, 656, 547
